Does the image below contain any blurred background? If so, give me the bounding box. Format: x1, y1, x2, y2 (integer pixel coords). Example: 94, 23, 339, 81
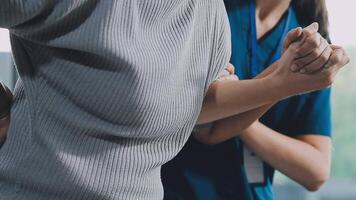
0, 0, 355, 199
274, 1, 356, 200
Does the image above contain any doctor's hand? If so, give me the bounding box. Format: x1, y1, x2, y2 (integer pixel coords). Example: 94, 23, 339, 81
0, 82, 12, 146
283, 23, 332, 74
270, 37, 349, 96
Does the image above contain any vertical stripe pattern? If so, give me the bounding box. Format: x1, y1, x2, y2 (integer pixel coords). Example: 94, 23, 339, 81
0, 0, 231, 199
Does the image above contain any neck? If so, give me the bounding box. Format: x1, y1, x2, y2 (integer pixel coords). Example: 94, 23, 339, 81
255, 0, 291, 39
255, 0, 291, 20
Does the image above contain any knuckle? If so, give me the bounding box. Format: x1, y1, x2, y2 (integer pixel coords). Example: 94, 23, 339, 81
293, 49, 304, 58
289, 46, 300, 57
289, 44, 299, 52
323, 71, 334, 84
321, 54, 329, 63
307, 38, 319, 48
331, 55, 342, 64
311, 50, 320, 58
295, 50, 304, 58
307, 65, 317, 71
329, 57, 337, 65
303, 30, 312, 37
294, 60, 302, 67
325, 76, 334, 85
336, 54, 343, 63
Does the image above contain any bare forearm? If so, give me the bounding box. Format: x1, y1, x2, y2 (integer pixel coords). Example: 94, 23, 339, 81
240, 122, 331, 191
195, 103, 274, 144
197, 76, 287, 124
195, 63, 278, 142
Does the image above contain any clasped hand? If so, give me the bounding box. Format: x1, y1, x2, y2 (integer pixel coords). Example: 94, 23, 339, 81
219, 22, 350, 96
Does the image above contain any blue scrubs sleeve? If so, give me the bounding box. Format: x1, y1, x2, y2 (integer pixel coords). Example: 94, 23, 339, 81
290, 88, 332, 137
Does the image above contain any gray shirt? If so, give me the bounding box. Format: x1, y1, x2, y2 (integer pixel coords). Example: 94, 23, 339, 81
0, 0, 231, 199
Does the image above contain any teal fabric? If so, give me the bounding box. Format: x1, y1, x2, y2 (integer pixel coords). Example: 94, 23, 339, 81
162, 0, 332, 200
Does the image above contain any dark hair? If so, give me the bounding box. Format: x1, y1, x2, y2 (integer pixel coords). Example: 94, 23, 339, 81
291, 0, 331, 43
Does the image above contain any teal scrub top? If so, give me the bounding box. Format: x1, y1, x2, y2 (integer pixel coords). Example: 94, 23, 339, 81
162, 0, 332, 199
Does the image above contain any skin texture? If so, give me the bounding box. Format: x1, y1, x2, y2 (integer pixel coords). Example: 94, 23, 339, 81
0, 8, 350, 192
255, 0, 292, 39
239, 123, 331, 191
195, 42, 349, 192
196, 23, 349, 125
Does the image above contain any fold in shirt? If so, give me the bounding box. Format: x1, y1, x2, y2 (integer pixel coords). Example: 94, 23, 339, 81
0, 0, 231, 199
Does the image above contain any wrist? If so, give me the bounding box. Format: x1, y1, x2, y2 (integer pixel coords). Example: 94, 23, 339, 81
261, 73, 292, 102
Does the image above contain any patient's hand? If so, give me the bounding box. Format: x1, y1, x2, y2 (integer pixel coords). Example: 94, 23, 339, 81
282, 23, 331, 73
217, 63, 239, 81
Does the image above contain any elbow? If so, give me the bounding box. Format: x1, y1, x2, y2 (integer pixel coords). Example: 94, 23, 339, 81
303, 168, 330, 192
202, 139, 221, 146
193, 128, 219, 146
304, 181, 324, 192
193, 130, 225, 146
194, 134, 220, 146
305, 175, 329, 192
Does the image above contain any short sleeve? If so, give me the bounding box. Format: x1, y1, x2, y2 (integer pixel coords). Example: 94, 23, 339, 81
203, 0, 232, 95
289, 89, 332, 137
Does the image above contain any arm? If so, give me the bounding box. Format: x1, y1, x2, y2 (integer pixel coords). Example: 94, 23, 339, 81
198, 72, 282, 124
195, 48, 346, 191
196, 27, 304, 125
197, 24, 322, 124
194, 63, 277, 144
197, 24, 349, 125
195, 43, 348, 144
240, 122, 331, 191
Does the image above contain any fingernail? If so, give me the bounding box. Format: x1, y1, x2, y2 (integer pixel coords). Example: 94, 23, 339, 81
296, 27, 302, 34
312, 22, 319, 30
291, 64, 299, 71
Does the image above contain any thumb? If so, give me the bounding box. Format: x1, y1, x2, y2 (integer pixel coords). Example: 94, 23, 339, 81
299, 22, 319, 43
283, 27, 303, 53
303, 22, 319, 34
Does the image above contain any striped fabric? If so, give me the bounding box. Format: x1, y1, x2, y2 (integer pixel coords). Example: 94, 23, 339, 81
0, 0, 231, 199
